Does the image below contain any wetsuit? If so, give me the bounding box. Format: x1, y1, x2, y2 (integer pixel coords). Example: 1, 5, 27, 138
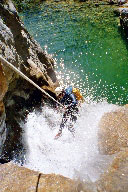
59, 86, 78, 133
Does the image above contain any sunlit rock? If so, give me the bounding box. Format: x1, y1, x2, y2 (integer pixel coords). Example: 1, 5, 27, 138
96, 149, 128, 192
98, 106, 128, 155
0, 162, 80, 192
0, 62, 7, 102
0, 0, 59, 98
0, 162, 39, 192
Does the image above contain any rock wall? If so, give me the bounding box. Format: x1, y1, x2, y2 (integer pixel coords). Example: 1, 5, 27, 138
0, 0, 59, 160
0, 0, 58, 91
0, 162, 79, 192
96, 149, 128, 192
0, 61, 7, 154
117, 2, 128, 34
96, 105, 128, 191
98, 106, 128, 155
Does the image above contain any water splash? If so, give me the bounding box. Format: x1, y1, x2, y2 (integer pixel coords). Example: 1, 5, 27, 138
22, 101, 119, 182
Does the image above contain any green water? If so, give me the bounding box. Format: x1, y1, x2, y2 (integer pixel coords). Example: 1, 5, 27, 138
20, 2, 128, 104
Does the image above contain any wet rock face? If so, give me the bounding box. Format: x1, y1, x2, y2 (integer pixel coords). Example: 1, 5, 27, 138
98, 107, 128, 155
0, 0, 59, 160
0, 62, 7, 154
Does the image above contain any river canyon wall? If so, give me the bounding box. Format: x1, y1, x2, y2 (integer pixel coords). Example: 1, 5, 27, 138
0, 0, 59, 159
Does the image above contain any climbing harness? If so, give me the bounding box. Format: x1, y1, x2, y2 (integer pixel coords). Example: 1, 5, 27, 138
0, 55, 64, 107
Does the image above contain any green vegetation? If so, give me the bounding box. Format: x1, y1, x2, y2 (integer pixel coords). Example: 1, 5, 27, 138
12, 0, 113, 11
12, 0, 43, 11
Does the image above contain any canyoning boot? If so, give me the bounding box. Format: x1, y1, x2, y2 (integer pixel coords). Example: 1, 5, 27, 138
54, 130, 62, 140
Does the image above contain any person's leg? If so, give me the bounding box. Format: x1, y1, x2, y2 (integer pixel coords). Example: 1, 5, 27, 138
59, 110, 70, 133
68, 115, 77, 133
55, 110, 70, 139
68, 107, 78, 133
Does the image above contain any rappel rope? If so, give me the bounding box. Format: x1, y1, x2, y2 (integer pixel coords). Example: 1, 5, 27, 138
0, 55, 64, 107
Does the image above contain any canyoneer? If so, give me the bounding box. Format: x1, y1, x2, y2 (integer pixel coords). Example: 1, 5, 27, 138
54, 85, 84, 139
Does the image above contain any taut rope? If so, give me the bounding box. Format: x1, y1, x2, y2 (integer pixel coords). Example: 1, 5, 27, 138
0, 55, 63, 107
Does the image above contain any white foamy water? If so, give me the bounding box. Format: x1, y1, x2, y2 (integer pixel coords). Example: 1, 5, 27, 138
22, 101, 119, 182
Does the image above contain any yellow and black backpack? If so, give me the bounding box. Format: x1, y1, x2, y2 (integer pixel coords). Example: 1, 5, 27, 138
72, 88, 84, 103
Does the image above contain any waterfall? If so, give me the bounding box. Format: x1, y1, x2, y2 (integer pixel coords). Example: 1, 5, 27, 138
21, 100, 119, 182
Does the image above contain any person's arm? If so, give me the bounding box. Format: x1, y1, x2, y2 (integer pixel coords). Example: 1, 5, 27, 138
60, 94, 67, 105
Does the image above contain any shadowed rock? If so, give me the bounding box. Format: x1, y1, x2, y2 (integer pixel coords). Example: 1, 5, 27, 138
0, 61, 7, 154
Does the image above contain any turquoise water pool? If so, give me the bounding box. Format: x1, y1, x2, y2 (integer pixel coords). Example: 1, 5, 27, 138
20, 2, 128, 104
